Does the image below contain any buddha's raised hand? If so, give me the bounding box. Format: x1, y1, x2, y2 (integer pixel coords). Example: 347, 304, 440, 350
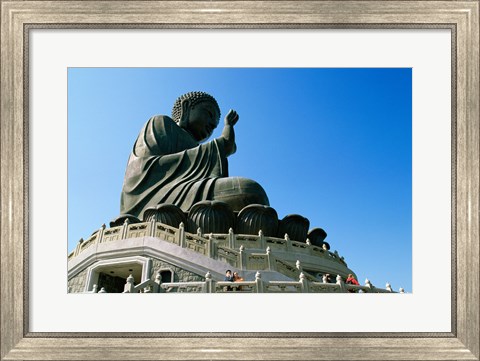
221, 109, 238, 156
224, 109, 239, 126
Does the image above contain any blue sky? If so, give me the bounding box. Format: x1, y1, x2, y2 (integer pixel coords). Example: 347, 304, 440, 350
68, 68, 412, 292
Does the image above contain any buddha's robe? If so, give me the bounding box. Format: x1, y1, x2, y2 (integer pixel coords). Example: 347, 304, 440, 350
120, 115, 228, 218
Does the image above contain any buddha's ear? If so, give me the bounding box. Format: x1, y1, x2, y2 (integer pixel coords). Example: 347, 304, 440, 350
179, 99, 190, 128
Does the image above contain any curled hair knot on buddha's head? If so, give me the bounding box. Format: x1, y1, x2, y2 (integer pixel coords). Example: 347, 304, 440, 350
171, 91, 221, 124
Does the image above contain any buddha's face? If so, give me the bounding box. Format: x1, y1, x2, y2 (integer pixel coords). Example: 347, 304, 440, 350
185, 101, 220, 142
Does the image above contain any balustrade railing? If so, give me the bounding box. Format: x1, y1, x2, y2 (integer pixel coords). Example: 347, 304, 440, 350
87, 271, 403, 294
68, 220, 349, 272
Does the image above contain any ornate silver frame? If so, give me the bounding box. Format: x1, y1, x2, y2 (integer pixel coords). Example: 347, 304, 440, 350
1, 1, 478, 360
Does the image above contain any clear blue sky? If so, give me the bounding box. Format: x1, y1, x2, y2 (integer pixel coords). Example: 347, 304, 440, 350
68, 68, 412, 292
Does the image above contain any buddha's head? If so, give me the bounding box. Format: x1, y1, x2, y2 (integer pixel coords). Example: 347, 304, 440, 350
172, 91, 221, 142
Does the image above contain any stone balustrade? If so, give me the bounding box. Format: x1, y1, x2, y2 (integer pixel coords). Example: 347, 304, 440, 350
90, 271, 402, 294
68, 220, 349, 272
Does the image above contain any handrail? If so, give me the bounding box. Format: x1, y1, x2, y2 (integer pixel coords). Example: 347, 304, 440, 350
116, 271, 402, 294
69, 221, 349, 272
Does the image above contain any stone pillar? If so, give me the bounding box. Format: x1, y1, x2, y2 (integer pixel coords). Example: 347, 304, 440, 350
74, 238, 84, 256
121, 218, 130, 239
149, 218, 156, 237
144, 258, 153, 282
255, 272, 264, 293
386, 283, 393, 292
365, 279, 373, 293
153, 271, 162, 293
203, 272, 215, 293
228, 228, 235, 249
177, 222, 185, 248
300, 273, 310, 293
306, 239, 312, 256
284, 234, 291, 252
123, 274, 135, 293
97, 224, 106, 243
296, 260, 302, 272
239, 245, 246, 270
259, 230, 266, 250
207, 234, 215, 258
336, 275, 346, 292
266, 247, 273, 271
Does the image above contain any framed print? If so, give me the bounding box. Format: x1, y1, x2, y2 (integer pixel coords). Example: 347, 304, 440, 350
1, 1, 479, 360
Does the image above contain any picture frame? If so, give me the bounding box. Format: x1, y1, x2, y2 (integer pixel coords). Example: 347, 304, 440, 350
1, 1, 478, 360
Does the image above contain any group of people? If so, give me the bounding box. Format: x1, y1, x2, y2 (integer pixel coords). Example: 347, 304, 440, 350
324, 273, 359, 285
319, 273, 361, 293
223, 270, 360, 292
345, 273, 360, 292
224, 270, 244, 282
224, 270, 244, 291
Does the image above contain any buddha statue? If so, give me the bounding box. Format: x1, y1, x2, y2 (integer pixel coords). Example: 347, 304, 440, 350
120, 91, 270, 218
